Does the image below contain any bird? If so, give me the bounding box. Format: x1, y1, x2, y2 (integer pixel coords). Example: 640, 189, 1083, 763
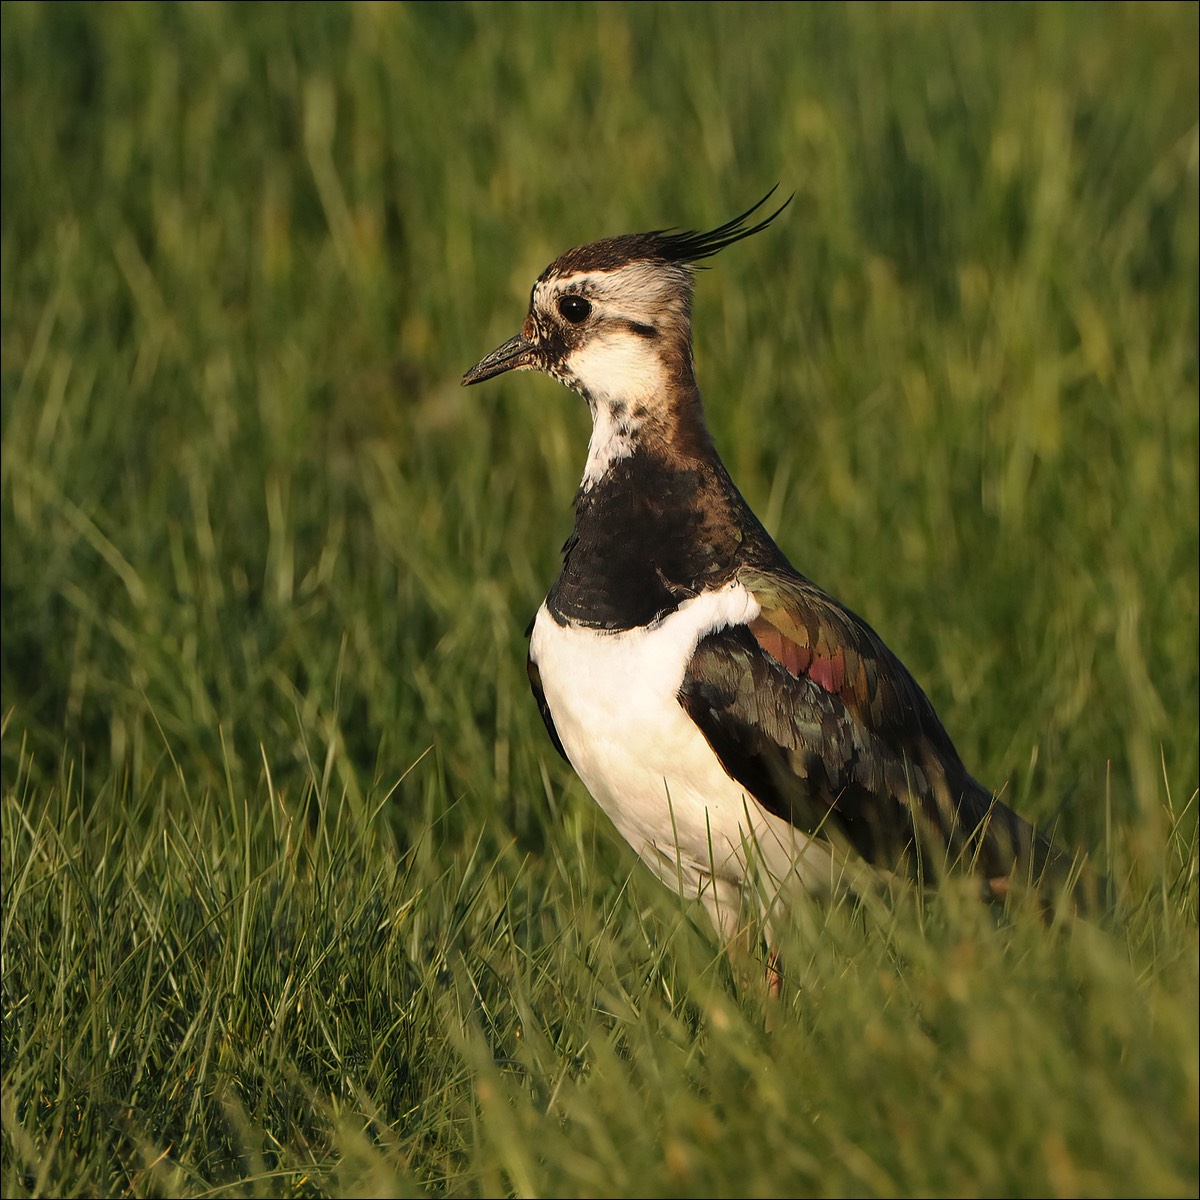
462, 188, 1090, 964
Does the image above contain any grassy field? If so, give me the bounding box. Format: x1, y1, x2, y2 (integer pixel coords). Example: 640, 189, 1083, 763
2, 2, 1197, 1196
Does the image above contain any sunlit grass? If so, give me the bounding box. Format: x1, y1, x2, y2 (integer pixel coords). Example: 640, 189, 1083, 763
2, 3, 1197, 1196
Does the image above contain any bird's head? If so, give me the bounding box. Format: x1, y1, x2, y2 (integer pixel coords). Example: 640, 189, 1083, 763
462, 188, 792, 416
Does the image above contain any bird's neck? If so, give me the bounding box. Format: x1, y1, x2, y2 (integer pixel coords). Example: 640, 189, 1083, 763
548, 371, 785, 631
575, 337, 700, 489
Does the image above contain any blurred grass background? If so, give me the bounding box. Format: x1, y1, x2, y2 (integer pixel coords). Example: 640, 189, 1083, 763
1, 2, 1197, 1196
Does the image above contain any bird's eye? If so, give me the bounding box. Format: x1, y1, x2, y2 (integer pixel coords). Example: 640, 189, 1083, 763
557, 295, 592, 324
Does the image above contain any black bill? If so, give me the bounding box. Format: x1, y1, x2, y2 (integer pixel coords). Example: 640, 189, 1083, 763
462, 333, 538, 385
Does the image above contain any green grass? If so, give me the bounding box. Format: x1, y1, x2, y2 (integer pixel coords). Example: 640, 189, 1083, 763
2, 2, 1197, 1196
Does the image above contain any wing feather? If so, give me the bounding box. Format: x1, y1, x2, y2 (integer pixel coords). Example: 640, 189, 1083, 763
528, 653, 569, 763
678, 569, 1067, 889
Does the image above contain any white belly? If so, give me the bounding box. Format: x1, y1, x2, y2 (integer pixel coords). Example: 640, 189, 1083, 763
529, 582, 833, 937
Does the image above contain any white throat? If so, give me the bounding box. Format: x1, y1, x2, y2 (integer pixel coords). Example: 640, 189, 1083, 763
570, 334, 666, 491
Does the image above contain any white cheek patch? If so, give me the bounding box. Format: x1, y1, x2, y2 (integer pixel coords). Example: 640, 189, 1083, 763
570, 334, 665, 407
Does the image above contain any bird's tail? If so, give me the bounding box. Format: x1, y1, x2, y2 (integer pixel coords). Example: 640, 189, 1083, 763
960, 788, 1112, 916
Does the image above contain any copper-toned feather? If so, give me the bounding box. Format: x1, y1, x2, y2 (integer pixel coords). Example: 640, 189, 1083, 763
680, 568, 1080, 898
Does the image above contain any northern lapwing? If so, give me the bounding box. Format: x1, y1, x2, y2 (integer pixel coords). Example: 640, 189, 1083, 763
463, 189, 1088, 959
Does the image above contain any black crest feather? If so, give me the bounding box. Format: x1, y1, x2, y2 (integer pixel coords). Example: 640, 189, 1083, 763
652, 185, 793, 265
541, 187, 793, 280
